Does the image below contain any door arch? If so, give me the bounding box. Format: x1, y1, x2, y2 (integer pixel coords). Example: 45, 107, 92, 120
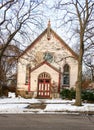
38, 72, 51, 98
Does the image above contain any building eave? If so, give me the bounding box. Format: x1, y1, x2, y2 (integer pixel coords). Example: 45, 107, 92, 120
30, 61, 61, 74
18, 27, 78, 60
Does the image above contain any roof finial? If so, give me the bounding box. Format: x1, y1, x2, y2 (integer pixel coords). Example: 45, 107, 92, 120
47, 19, 51, 40
48, 19, 51, 28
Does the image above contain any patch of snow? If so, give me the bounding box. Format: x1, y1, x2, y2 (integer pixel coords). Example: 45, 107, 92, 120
0, 97, 94, 114
8, 92, 16, 98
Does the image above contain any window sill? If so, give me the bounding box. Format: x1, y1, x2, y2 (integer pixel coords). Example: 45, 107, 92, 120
25, 83, 29, 85
62, 85, 69, 87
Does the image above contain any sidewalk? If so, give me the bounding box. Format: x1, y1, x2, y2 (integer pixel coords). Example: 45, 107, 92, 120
0, 97, 94, 114
25, 99, 94, 115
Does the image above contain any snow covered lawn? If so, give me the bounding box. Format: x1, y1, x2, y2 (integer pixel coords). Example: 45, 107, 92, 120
0, 93, 94, 114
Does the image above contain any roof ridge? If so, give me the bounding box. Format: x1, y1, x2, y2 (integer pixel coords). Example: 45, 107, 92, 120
18, 27, 78, 60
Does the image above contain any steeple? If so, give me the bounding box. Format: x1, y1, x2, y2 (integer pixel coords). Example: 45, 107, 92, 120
47, 20, 51, 40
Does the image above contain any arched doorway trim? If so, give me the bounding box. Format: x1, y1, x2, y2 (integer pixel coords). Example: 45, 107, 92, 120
37, 72, 51, 98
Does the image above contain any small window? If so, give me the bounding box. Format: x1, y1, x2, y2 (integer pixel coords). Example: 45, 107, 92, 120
25, 64, 30, 84
26, 91, 28, 95
39, 79, 44, 83
45, 79, 50, 83
43, 52, 53, 63
63, 64, 70, 86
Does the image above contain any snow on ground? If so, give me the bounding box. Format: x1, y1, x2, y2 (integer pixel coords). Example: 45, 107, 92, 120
0, 92, 94, 114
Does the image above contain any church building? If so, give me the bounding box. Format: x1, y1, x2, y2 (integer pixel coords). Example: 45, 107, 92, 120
17, 21, 78, 98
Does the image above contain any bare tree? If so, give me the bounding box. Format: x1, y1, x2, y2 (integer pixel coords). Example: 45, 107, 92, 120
0, 44, 21, 96
54, 0, 94, 106
0, 0, 45, 94
0, 0, 45, 61
0, 45, 20, 81
84, 55, 94, 81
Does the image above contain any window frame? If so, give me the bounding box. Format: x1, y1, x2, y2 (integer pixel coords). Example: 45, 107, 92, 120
25, 64, 31, 84
63, 64, 70, 87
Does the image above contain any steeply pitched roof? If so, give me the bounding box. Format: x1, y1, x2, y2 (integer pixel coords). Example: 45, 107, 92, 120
19, 27, 78, 60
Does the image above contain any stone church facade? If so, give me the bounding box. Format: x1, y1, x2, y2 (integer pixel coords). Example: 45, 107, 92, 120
17, 21, 78, 98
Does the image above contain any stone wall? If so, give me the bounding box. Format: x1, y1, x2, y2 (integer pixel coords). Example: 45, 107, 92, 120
17, 30, 78, 97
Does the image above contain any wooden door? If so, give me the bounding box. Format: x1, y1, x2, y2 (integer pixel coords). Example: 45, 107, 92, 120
38, 72, 51, 98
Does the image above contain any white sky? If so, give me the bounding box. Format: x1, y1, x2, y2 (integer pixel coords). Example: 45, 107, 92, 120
0, 0, 76, 48
1, 0, 93, 53
36, 0, 77, 48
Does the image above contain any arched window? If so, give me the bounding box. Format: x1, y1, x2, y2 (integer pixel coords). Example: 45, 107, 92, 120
63, 64, 70, 86
38, 72, 51, 79
25, 64, 30, 84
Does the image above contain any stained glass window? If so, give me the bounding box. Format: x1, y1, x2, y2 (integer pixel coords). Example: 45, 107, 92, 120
63, 64, 70, 86
44, 52, 53, 63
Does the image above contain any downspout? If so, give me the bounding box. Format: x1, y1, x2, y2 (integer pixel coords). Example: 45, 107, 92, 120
28, 67, 31, 92
58, 68, 61, 93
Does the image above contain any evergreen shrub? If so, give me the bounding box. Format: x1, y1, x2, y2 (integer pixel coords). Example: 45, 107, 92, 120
60, 88, 94, 102
60, 88, 76, 100
82, 90, 94, 102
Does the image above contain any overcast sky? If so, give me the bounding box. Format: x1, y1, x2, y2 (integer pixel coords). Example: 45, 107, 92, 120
35, 0, 73, 47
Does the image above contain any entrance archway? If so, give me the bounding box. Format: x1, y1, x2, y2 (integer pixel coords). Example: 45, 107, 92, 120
37, 72, 51, 98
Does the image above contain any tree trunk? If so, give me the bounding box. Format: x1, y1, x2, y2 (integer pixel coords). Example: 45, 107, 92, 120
75, 58, 82, 106
75, 32, 84, 106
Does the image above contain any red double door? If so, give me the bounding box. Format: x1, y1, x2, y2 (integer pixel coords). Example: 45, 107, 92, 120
38, 72, 51, 98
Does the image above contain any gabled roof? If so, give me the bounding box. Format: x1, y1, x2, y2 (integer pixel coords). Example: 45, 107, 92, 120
30, 60, 60, 73
19, 27, 78, 60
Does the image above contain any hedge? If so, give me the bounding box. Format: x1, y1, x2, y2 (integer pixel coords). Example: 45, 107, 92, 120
60, 88, 94, 102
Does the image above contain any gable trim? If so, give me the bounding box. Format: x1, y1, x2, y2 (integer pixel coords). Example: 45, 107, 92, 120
18, 29, 47, 59
30, 61, 60, 73
19, 28, 78, 60
51, 29, 78, 60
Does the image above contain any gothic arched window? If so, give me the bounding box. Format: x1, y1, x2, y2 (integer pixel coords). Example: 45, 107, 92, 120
25, 64, 30, 84
63, 64, 70, 86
